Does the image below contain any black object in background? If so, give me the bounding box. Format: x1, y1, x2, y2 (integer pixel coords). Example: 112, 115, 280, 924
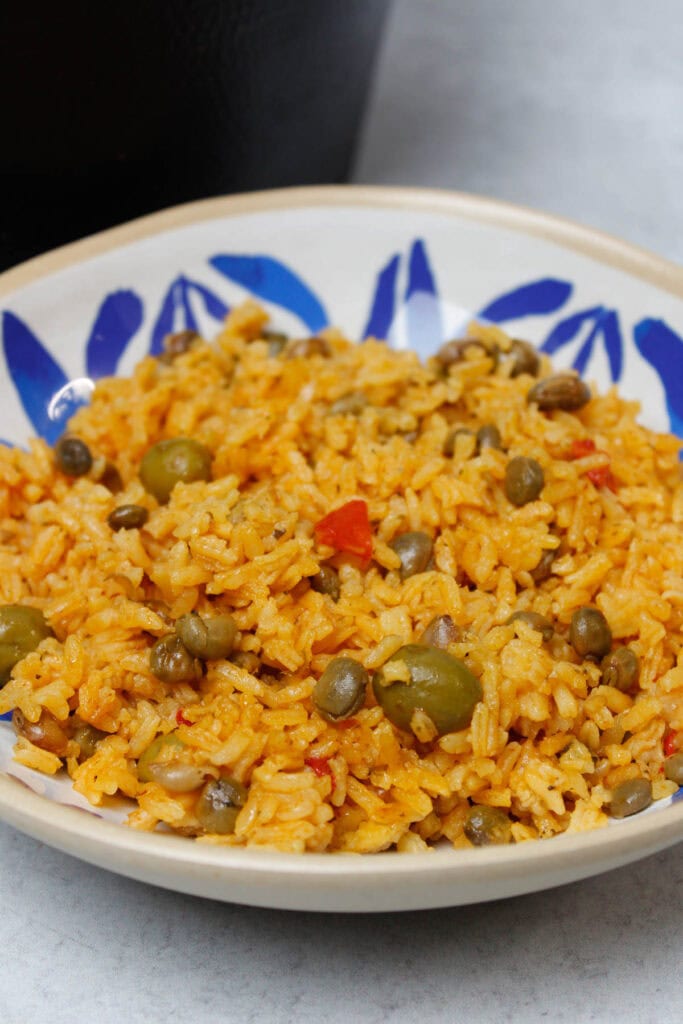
1, 0, 390, 270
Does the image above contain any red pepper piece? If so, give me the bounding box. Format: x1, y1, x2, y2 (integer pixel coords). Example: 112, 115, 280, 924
586, 465, 619, 492
664, 729, 678, 757
314, 499, 372, 561
305, 756, 335, 792
568, 438, 597, 459
175, 708, 193, 727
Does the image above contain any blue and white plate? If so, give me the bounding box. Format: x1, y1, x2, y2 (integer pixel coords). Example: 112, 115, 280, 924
0, 186, 682, 911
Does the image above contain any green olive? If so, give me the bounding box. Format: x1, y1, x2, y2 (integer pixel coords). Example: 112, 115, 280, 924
175, 612, 237, 661
310, 565, 341, 602
504, 456, 545, 506
506, 611, 554, 642
313, 657, 368, 722
231, 650, 261, 674
609, 777, 652, 818
54, 435, 93, 477
329, 392, 368, 416
527, 374, 591, 411
389, 531, 433, 580
72, 721, 107, 762
600, 647, 639, 692
262, 331, 289, 357
138, 732, 185, 783
569, 607, 612, 660
196, 775, 248, 833
508, 339, 540, 378
149, 635, 202, 684
12, 708, 68, 757
664, 753, 683, 785
107, 504, 149, 531
373, 644, 482, 737
476, 424, 502, 451
464, 805, 513, 845
159, 329, 200, 363
419, 614, 461, 649
443, 427, 474, 457
139, 438, 212, 504
0, 605, 54, 686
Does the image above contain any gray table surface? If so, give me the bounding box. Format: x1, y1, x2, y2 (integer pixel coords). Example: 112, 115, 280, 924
3, 3, 682, 1022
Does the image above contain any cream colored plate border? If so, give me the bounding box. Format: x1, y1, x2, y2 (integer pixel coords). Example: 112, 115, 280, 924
1, 185, 682, 911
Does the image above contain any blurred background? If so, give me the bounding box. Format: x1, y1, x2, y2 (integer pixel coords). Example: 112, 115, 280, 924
3, 0, 683, 269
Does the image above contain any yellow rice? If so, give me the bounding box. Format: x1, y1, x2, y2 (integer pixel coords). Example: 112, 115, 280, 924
1, 301, 682, 853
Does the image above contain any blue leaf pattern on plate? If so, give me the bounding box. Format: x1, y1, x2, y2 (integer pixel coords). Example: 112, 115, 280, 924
362, 253, 400, 340
209, 254, 328, 332
404, 239, 443, 356
634, 317, 683, 437
2, 311, 70, 443
85, 290, 144, 378
150, 276, 230, 355
478, 278, 573, 323
540, 306, 623, 381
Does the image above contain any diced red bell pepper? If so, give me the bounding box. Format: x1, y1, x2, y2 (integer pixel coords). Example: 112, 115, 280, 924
175, 708, 193, 727
586, 465, 619, 492
305, 756, 335, 792
664, 729, 678, 757
314, 499, 372, 561
568, 438, 597, 459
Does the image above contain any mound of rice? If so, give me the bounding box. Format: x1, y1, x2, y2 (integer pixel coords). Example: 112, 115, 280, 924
1, 301, 682, 853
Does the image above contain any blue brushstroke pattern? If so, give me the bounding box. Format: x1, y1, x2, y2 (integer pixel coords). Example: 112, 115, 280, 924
85, 290, 144, 378
362, 253, 400, 340
479, 278, 573, 323
150, 278, 184, 355
2, 311, 70, 443
209, 254, 328, 332
572, 325, 597, 375
0, 712, 12, 721
187, 280, 229, 322
541, 306, 603, 355
601, 310, 623, 381
404, 239, 443, 356
634, 318, 683, 437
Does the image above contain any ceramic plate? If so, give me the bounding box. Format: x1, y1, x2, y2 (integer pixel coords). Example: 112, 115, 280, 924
1, 185, 682, 912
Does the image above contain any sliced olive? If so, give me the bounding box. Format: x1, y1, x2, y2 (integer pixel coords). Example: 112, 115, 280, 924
527, 374, 591, 411
54, 436, 92, 477
329, 392, 368, 416
600, 647, 639, 692
389, 531, 433, 580
310, 565, 341, 602
476, 424, 502, 451
419, 614, 461, 649
506, 610, 554, 642
569, 607, 612, 660
0, 605, 54, 686
664, 753, 683, 785
504, 456, 544, 506
373, 644, 482, 737
609, 778, 652, 818
107, 504, 149, 531
175, 613, 237, 661
12, 708, 68, 757
140, 437, 212, 504
147, 762, 207, 792
149, 634, 202, 684
313, 657, 368, 722
196, 776, 248, 834
464, 805, 513, 845
508, 339, 540, 378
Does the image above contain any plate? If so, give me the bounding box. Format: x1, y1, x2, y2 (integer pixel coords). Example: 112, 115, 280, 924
1, 185, 682, 912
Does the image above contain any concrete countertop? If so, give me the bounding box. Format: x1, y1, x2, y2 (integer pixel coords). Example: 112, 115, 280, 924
2, 3, 681, 1021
